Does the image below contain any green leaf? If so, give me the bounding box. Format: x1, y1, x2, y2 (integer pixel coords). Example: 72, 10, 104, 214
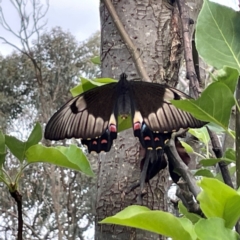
200, 158, 232, 167
70, 77, 117, 97
0, 151, 6, 167
100, 205, 196, 240
5, 135, 26, 162
91, 56, 101, 65
194, 218, 239, 240
172, 82, 235, 130
214, 67, 239, 93
26, 122, 42, 149
93, 78, 117, 84
0, 131, 6, 167
180, 141, 194, 153
26, 145, 94, 176
5, 124, 43, 163
81, 77, 107, 92
0, 131, 5, 153
201, 149, 235, 166
196, 0, 240, 72
224, 148, 235, 161
194, 169, 214, 178
206, 122, 225, 133
57, 145, 94, 176
188, 127, 210, 145
198, 178, 240, 228
70, 83, 83, 97
178, 202, 201, 224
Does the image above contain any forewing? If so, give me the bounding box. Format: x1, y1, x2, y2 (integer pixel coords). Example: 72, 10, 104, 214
45, 82, 117, 140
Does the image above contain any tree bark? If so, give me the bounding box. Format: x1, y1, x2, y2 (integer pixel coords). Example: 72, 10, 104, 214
96, 0, 202, 239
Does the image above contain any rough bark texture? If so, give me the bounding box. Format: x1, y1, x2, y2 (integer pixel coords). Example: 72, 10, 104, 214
96, 0, 201, 239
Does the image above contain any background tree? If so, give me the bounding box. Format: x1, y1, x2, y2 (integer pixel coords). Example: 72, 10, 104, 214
0, 0, 100, 239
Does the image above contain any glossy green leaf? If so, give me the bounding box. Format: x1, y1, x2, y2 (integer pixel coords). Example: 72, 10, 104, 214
188, 127, 210, 145
93, 78, 117, 84
206, 122, 225, 133
26, 122, 42, 149
91, 56, 101, 65
194, 169, 214, 178
195, 218, 239, 240
180, 141, 194, 153
5, 124, 43, 163
70, 83, 83, 97
172, 82, 235, 130
0, 131, 6, 167
178, 202, 201, 224
57, 145, 94, 176
200, 158, 231, 167
198, 178, 240, 228
70, 77, 117, 97
0, 152, 6, 167
224, 148, 235, 161
201, 149, 235, 166
196, 0, 240, 72
81, 77, 107, 92
26, 144, 94, 176
5, 135, 26, 162
0, 131, 5, 152
229, 129, 236, 137
214, 67, 239, 93
101, 205, 196, 240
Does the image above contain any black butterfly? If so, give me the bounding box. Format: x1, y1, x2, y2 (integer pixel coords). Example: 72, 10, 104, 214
45, 73, 204, 153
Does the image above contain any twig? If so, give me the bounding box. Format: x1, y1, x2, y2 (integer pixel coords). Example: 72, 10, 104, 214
176, 181, 202, 216
102, 0, 151, 82
206, 127, 234, 188
176, 0, 200, 99
10, 190, 23, 240
165, 131, 201, 198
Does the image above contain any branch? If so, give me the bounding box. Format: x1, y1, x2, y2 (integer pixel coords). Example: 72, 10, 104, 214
165, 131, 201, 199
176, 181, 202, 216
102, 0, 151, 82
10, 190, 23, 240
176, 0, 200, 98
0, 3, 23, 40
206, 127, 234, 188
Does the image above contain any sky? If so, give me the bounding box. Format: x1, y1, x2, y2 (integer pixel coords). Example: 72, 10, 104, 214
0, 0, 100, 56
0, 0, 239, 56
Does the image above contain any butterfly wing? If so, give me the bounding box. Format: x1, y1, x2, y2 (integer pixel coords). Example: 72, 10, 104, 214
130, 81, 205, 149
44, 82, 118, 152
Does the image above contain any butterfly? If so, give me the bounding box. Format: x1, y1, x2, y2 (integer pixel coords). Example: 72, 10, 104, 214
45, 73, 204, 153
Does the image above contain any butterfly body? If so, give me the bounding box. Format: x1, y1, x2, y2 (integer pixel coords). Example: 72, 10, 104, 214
45, 73, 204, 153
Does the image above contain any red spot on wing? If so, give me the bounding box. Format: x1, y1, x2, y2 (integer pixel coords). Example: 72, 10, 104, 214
154, 137, 159, 141
109, 124, 117, 133
92, 140, 97, 145
134, 122, 141, 130
101, 139, 107, 144
144, 136, 151, 141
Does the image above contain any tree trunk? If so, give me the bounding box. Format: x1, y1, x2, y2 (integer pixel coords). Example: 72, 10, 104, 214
96, 0, 202, 239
